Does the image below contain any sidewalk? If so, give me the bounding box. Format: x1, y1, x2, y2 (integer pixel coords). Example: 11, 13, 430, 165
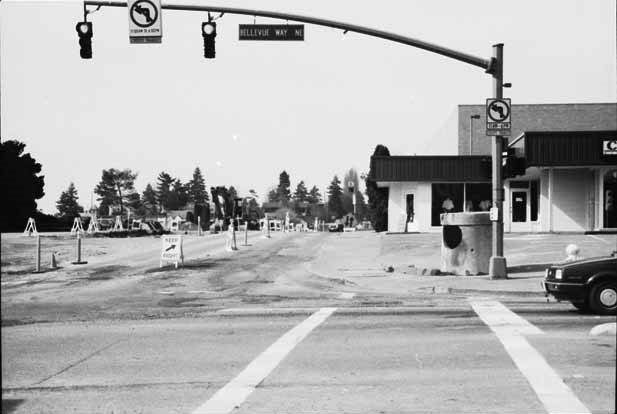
309, 232, 615, 297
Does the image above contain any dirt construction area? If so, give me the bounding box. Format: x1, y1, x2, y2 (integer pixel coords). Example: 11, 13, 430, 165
2, 230, 616, 325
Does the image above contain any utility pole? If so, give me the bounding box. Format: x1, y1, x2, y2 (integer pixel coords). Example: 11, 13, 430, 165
469, 114, 480, 155
489, 43, 507, 279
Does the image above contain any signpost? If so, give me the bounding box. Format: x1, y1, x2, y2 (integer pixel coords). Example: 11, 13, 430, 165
239, 24, 304, 41
128, 0, 162, 43
160, 235, 183, 268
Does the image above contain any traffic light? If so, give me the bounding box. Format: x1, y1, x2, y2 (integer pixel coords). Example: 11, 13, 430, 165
202, 21, 216, 59
502, 148, 527, 178
75, 21, 93, 59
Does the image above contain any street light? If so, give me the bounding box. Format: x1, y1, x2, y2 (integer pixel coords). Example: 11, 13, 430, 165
469, 114, 480, 155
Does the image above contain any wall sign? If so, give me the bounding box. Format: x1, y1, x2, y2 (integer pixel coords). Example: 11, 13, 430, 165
602, 139, 617, 155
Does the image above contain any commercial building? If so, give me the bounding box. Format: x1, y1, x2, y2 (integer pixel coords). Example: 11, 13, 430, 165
371, 103, 617, 233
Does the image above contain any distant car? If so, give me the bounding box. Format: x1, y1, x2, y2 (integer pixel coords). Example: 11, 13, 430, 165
542, 254, 617, 315
327, 222, 344, 232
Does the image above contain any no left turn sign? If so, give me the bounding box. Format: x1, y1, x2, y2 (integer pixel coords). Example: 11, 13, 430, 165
128, 0, 162, 43
486, 98, 511, 136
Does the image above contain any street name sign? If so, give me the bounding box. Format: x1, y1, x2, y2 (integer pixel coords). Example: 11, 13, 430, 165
486, 98, 511, 136
239, 24, 304, 41
128, 0, 162, 44
160, 234, 183, 268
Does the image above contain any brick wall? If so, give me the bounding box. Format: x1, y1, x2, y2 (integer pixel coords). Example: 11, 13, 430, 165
458, 103, 617, 155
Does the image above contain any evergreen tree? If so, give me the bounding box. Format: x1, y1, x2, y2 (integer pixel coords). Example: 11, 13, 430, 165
327, 175, 345, 218
366, 145, 390, 231
188, 167, 209, 205
292, 180, 309, 203
125, 192, 142, 215
0, 140, 45, 231
141, 184, 158, 216
156, 171, 174, 212
307, 185, 322, 204
56, 182, 83, 218
94, 168, 138, 216
168, 180, 189, 210
267, 188, 279, 203
276, 170, 291, 206
228, 186, 238, 201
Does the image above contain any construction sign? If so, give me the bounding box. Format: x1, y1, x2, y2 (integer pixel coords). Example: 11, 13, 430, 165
160, 235, 183, 268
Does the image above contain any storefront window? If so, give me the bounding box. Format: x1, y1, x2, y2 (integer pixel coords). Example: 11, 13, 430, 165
464, 183, 492, 212
604, 170, 617, 228
431, 183, 464, 226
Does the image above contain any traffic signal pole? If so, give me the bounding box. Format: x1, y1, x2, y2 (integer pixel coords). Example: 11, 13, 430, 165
81, 1, 507, 277
489, 44, 507, 279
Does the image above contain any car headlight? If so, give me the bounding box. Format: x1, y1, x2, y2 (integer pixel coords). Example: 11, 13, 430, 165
555, 269, 563, 280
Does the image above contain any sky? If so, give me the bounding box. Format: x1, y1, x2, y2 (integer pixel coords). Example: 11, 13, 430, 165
1, 0, 616, 214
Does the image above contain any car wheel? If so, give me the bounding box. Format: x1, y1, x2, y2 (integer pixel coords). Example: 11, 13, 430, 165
570, 301, 589, 312
589, 281, 617, 315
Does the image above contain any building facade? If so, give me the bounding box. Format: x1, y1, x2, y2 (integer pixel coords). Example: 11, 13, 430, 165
372, 103, 617, 233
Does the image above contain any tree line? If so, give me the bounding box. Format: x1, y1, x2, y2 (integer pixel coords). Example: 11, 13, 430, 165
1, 138, 390, 232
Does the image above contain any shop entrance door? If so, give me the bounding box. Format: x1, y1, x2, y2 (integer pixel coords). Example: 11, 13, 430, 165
510, 189, 531, 232
405, 193, 417, 232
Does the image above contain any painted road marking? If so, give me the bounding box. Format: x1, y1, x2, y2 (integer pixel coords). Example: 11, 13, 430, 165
470, 300, 591, 414
339, 292, 355, 299
587, 234, 612, 244
470, 300, 543, 336
192, 307, 337, 414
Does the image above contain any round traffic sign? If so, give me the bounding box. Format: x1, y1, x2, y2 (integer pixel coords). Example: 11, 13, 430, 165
487, 99, 510, 122
130, 0, 158, 28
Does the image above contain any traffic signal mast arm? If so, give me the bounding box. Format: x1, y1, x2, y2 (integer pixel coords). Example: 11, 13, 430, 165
81, 0, 508, 278
84, 1, 494, 73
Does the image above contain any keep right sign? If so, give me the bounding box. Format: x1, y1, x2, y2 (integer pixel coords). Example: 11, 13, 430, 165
160, 234, 183, 268
486, 98, 511, 136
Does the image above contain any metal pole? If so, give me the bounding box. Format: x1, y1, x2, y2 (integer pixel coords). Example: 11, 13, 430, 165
84, 1, 491, 71
35, 234, 41, 273
469, 117, 473, 155
244, 219, 249, 246
72, 232, 88, 264
489, 43, 507, 279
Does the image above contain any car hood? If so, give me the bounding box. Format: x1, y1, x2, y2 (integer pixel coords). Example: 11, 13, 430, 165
552, 255, 617, 269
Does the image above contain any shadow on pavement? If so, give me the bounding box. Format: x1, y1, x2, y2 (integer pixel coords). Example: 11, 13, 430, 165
2, 399, 25, 414
507, 263, 551, 273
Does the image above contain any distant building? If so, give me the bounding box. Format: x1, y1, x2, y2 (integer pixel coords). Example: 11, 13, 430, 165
371, 103, 617, 233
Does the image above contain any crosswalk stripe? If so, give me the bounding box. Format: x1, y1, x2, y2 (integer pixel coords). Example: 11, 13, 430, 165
192, 307, 337, 414
470, 300, 591, 414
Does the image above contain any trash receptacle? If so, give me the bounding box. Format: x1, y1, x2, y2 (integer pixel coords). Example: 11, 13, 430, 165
440, 212, 491, 275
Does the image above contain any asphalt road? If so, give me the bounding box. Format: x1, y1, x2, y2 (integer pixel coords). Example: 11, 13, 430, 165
2, 303, 615, 414
2, 231, 616, 413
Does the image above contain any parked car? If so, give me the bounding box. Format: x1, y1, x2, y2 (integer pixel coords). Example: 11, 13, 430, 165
327, 222, 344, 232
542, 254, 617, 315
